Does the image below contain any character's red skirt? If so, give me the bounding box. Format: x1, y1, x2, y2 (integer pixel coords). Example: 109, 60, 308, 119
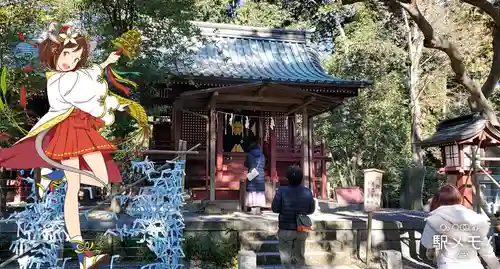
0, 109, 122, 183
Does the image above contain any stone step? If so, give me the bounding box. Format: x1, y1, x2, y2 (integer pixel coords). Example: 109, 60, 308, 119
240, 229, 355, 243
257, 264, 360, 269
256, 251, 351, 265
242, 239, 350, 254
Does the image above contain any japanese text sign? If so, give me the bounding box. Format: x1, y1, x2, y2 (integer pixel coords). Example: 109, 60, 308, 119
363, 169, 384, 212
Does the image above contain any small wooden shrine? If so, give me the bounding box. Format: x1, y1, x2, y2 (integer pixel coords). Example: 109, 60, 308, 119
419, 113, 500, 210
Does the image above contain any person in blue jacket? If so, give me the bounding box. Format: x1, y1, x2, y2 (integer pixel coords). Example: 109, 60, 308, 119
244, 141, 266, 215
272, 166, 315, 269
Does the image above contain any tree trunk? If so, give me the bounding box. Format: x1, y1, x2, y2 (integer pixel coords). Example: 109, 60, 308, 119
342, 0, 500, 126
401, 11, 425, 210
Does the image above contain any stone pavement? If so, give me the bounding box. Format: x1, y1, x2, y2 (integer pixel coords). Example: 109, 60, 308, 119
0, 258, 435, 269
1, 263, 363, 269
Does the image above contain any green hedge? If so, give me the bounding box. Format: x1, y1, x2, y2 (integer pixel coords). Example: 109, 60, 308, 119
0, 231, 238, 268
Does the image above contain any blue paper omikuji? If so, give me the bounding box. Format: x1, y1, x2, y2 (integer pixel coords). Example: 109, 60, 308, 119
7, 172, 68, 269
9, 158, 186, 269
104, 159, 186, 269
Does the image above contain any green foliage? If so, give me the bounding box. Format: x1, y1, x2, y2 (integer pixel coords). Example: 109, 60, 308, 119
1, 66, 6, 97
81, 0, 199, 74
316, 2, 411, 201
0, 64, 29, 144
194, 0, 232, 23
80, 0, 200, 152
234, 2, 291, 28
183, 232, 238, 267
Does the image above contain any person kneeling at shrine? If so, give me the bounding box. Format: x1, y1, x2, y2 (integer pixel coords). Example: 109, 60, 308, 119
272, 166, 315, 269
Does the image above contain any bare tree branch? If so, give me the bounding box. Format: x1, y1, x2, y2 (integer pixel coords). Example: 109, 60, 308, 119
398, 0, 499, 125
480, 28, 500, 99
459, 0, 500, 101
341, 0, 500, 125
460, 0, 500, 24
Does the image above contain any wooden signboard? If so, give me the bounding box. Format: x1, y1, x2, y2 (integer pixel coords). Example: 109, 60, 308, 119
363, 169, 384, 212
363, 168, 384, 265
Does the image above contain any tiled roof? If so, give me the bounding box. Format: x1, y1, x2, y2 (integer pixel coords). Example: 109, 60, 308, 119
173, 22, 369, 87
419, 113, 500, 147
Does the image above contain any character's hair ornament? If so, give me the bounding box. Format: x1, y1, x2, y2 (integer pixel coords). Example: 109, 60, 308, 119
46, 22, 78, 45
58, 27, 78, 46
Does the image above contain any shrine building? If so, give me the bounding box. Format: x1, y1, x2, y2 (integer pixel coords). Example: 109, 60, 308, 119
151, 22, 369, 203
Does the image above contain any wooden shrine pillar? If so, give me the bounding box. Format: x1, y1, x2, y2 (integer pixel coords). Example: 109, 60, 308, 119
321, 140, 328, 199
446, 174, 473, 209
172, 101, 181, 150
259, 112, 264, 149
216, 113, 224, 194
270, 112, 278, 183
269, 112, 278, 205
205, 107, 210, 193
308, 116, 316, 195
209, 93, 218, 201
302, 107, 310, 188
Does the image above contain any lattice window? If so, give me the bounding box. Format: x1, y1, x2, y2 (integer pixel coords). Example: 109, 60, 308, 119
180, 109, 207, 148
275, 112, 289, 148
444, 145, 459, 167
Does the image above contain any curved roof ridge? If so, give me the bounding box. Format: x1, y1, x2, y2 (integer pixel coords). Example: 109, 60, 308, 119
191, 21, 313, 43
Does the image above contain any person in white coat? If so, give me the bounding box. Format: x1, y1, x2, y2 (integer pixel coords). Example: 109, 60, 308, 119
421, 184, 499, 269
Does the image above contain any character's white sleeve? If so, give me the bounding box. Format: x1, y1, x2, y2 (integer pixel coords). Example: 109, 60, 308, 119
76, 66, 128, 112
80, 65, 103, 80
52, 72, 106, 118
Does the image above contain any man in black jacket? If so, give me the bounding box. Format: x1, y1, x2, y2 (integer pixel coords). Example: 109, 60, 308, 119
271, 166, 315, 269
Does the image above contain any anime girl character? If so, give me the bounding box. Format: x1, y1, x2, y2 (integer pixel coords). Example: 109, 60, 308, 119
0, 22, 136, 269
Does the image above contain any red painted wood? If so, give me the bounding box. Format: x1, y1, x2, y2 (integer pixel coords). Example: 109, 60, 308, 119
169, 108, 333, 201
321, 160, 327, 199
259, 112, 264, 149
321, 141, 327, 199
456, 174, 473, 209
289, 117, 295, 150
311, 161, 318, 197
192, 189, 240, 200
216, 114, 224, 186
